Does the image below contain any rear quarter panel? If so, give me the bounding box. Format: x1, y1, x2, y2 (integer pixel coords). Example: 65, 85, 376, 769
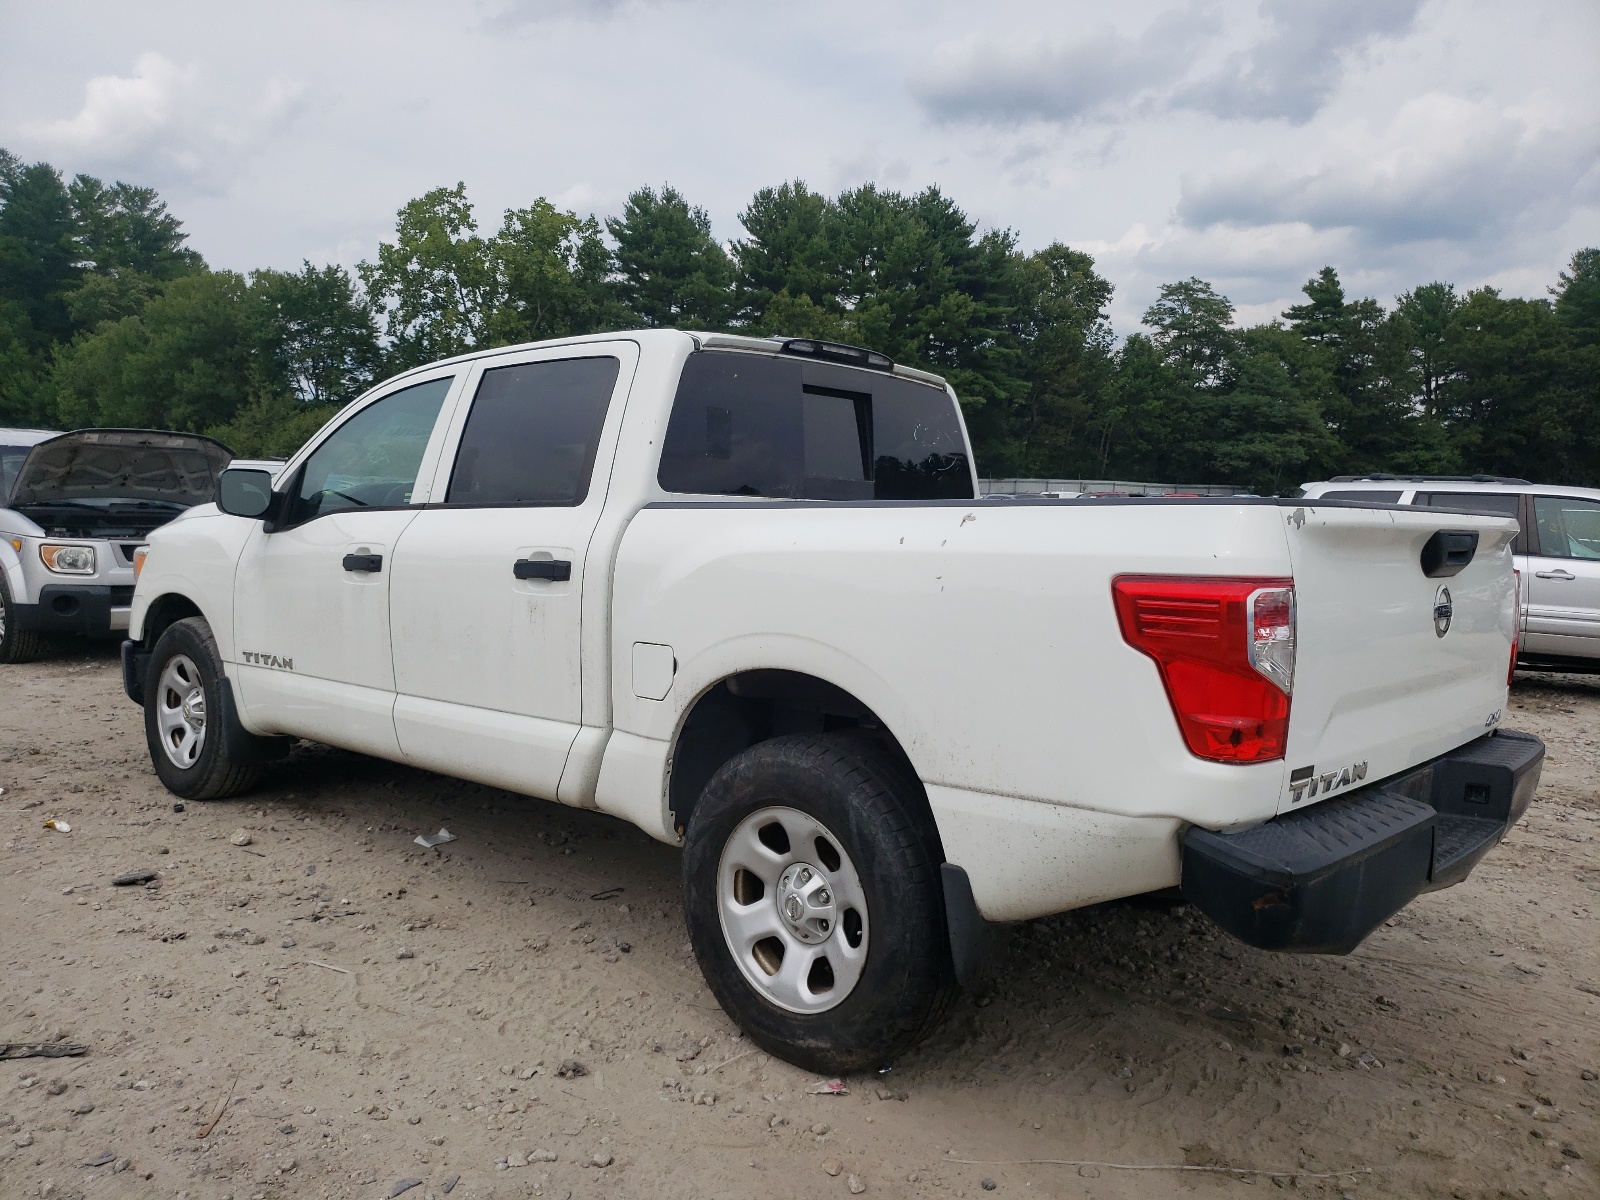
610, 500, 1296, 829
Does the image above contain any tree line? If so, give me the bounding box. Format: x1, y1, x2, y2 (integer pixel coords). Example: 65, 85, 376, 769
3, 148, 1597, 490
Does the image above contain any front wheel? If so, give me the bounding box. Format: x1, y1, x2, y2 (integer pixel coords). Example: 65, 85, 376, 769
0, 573, 55, 663
144, 617, 267, 800
682, 734, 955, 1074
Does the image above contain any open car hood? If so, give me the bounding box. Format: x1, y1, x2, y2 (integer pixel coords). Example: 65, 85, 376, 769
7, 429, 235, 508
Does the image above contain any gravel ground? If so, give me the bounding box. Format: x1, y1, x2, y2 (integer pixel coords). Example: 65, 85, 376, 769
1, 647, 1596, 1200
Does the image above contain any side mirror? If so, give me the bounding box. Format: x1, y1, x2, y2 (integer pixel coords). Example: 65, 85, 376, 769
217, 467, 277, 519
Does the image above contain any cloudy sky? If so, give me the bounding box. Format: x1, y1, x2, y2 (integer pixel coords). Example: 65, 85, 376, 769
3, 0, 1597, 331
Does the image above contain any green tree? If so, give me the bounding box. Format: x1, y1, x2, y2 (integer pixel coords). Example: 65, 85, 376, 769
54, 271, 276, 433
489, 199, 629, 344
732, 181, 838, 326
360, 183, 497, 370
253, 263, 382, 407
606, 185, 734, 329
0, 155, 78, 348
1143, 277, 1236, 386
975, 243, 1114, 476
67, 175, 203, 280
1438, 288, 1573, 480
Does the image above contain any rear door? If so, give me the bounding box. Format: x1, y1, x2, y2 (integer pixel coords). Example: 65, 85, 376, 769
1524, 494, 1600, 657
387, 343, 636, 801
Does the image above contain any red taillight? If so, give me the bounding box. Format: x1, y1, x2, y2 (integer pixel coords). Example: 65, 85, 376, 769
1509, 568, 1521, 684
1113, 576, 1295, 763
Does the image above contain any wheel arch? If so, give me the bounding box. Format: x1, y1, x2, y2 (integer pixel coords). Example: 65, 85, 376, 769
137, 591, 205, 649
666, 668, 944, 861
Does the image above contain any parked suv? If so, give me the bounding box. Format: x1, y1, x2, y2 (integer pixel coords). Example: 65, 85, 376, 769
1299, 475, 1600, 673
1, 428, 236, 662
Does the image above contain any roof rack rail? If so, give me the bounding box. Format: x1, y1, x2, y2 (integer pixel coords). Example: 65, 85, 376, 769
1327, 473, 1533, 484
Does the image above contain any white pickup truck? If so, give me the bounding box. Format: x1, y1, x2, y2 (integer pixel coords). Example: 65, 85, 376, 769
122, 330, 1543, 1071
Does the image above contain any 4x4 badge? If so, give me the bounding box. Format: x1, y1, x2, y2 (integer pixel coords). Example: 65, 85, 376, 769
1433, 585, 1453, 638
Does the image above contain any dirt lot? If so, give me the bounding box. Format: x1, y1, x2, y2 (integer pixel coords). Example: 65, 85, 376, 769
1, 648, 1596, 1200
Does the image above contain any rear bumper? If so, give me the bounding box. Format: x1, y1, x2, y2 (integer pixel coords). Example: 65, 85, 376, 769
12, 584, 134, 634
1181, 729, 1543, 954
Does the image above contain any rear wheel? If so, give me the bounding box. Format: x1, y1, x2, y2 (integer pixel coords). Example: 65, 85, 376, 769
682, 733, 954, 1074
0, 573, 55, 664
144, 617, 266, 800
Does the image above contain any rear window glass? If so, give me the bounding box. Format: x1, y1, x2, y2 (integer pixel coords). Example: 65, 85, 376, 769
445, 356, 620, 506
1317, 490, 1402, 503
659, 351, 972, 500
1414, 492, 1521, 517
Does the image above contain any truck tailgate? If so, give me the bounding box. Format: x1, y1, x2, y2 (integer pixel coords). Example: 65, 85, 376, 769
1281, 503, 1519, 815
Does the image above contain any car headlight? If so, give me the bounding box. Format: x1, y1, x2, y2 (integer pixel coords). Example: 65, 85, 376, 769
40, 543, 96, 574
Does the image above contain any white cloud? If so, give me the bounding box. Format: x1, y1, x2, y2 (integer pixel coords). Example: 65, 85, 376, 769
911, 5, 1220, 126
19, 51, 304, 190
913, 0, 1425, 129
28, 52, 194, 156
1176, 93, 1600, 246
1174, 0, 1425, 123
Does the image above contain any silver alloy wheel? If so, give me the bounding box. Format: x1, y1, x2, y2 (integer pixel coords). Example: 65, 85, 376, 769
0, 597, 7, 643
716, 805, 869, 1014
155, 653, 207, 769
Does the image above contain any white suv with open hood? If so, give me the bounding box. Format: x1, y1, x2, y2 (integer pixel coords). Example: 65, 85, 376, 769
0, 428, 235, 662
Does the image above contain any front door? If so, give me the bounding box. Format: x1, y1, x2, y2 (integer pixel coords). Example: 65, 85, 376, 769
388, 344, 635, 799
233, 373, 459, 757
1524, 493, 1600, 659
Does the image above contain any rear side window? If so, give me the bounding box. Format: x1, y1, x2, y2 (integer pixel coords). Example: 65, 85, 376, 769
1316, 490, 1402, 503
659, 351, 972, 500
1534, 496, 1600, 560
1415, 491, 1523, 551
1414, 491, 1521, 517
445, 356, 620, 506
0, 445, 30, 498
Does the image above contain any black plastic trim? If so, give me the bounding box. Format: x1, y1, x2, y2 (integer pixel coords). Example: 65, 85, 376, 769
15, 584, 116, 633
513, 558, 572, 581
940, 863, 991, 987
1181, 729, 1544, 954
120, 638, 149, 706
219, 678, 292, 764
1420, 529, 1479, 577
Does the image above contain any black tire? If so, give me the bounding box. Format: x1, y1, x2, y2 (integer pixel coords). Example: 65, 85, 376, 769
0, 573, 55, 663
143, 616, 266, 800
682, 733, 955, 1074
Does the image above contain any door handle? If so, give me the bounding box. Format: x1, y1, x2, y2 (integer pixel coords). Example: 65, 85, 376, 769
1534, 569, 1575, 580
342, 553, 383, 573
513, 558, 572, 581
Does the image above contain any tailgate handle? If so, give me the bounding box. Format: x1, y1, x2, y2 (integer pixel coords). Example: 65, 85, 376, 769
514, 558, 572, 581
1420, 530, 1478, 578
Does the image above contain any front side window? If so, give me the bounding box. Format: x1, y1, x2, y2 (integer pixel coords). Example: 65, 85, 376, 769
1534, 496, 1600, 560
285, 376, 452, 525
444, 356, 620, 506
658, 351, 972, 500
